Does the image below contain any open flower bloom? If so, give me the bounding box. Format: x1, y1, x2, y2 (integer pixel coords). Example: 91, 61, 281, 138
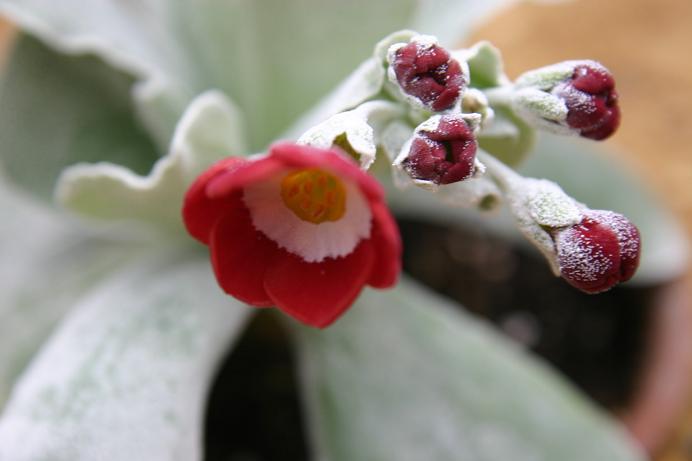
183, 142, 401, 328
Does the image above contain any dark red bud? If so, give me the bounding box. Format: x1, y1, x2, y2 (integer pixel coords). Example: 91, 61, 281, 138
553, 64, 620, 140
402, 115, 477, 185
554, 210, 641, 294
391, 40, 464, 112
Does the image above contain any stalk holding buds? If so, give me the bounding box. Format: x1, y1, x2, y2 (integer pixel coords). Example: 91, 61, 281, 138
512, 60, 620, 140
553, 210, 641, 293
387, 35, 466, 112
395, 114, 481, 186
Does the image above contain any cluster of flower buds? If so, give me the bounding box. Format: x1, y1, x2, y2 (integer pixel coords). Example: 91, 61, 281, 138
511, 60, 620, 140
552, 210, 641, 293
384, 36, 485, 189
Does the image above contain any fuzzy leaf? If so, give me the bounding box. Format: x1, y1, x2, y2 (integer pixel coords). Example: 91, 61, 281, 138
458, 40, 508, 89
56, 91, 243, 236
0, 35, 159, 200
0, 253, 251, 461
297, 101, 404, 170
0, 178, 145, 409
520, 134, 689, 284
293, 278, 645, 461
478, 106, 536, 166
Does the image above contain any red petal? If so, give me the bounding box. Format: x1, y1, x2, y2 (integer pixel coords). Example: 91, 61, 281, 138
264, 240, 375, 328
367, 202, 402, 288
210, 200, 277, 307
182, 157, 246, 243
205, 155, 286, 199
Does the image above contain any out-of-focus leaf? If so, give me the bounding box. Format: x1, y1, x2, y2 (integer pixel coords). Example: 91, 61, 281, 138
0, 253, 251, 461
0, 177, 145, 409
2, 0, 529, 153
0, 35, 159, 199
520, 134, 689, 284
56, 90, 244, 237
293, 278, 645, 461
0, 0, 195, 147
479, 106, 536, 166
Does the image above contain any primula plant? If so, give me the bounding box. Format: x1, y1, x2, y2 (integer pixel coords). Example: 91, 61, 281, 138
0, 1, 688, 460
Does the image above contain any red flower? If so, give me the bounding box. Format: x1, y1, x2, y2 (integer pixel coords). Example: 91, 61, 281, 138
182, 142, 401, 328
553, 210, 641, 293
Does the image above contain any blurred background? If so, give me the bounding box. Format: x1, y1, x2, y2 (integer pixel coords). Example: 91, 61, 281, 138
471, 1, 692, 459
1, 0, 691, 459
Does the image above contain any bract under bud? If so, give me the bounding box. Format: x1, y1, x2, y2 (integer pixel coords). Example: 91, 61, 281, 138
553, 210, 641, 293
387, 35, 466, 112
513, 60, 620, 140
396, 114, 480, 186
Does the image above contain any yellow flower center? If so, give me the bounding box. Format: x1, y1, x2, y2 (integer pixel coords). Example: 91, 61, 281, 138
280, 168, 347, 224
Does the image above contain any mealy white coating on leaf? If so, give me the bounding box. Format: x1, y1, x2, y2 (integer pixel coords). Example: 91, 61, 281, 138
512, 88, 569, 123
0, 178, 147, 410
294, 277, 646, 461
522, 179, 583, 228
434, 175, 501, 210
297, 100, 404, 170
504, 177, 584, 275
0, 255, 251, 461
242, 172, 372, 263
56, 91, 243, 236
514, 60, 607, 90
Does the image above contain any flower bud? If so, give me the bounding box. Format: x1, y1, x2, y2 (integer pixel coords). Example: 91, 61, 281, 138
396, 114, 479, 186
387, 36, 466, 112
553, 210, 641, 293
513, 61, 620, 140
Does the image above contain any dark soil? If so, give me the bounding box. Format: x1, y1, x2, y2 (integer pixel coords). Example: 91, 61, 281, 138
204, 218, 656, 460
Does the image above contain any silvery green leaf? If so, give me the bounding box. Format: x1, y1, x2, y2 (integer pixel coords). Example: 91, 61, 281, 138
293, 278, 645, 461
478, 106, 536, 166
297, 101, 404, 170
380, 120, 415, 163
455, 40, 508, 89
520, 134, 689, 284
502, 175, 583, 275
0, 0, 195, 148
0, 254, 251, 461
0, 178, 145, 409
0, 35, 159, 200
56, 91, 243, 237
435, 176, 502, 210
511, 87, 572, 135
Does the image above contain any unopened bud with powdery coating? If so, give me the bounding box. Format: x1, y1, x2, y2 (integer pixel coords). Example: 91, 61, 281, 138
513, 60, 620, 140
387, 35, 466, 112
553, 210, 640, 293
395, 114, 480, 186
